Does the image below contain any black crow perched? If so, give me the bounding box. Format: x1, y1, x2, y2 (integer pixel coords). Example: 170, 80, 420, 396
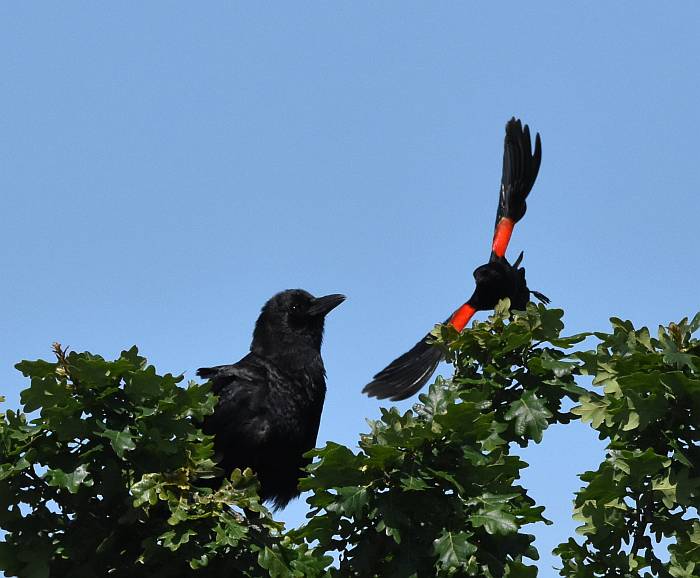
363, 118, 548, 401
197, 289, 345, 509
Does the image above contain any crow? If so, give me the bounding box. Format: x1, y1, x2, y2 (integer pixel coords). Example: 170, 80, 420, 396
197, 289, 345, 509
363, 118, 547, 401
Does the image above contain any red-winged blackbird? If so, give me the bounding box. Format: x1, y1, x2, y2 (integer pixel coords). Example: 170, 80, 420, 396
363, 118, 548, 402
197, 289, 345, 509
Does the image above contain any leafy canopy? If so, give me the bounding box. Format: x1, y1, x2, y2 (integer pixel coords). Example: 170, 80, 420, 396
1, 306, 699, 577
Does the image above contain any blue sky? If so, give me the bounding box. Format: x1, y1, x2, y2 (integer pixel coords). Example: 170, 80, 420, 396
2, 3, 699, 574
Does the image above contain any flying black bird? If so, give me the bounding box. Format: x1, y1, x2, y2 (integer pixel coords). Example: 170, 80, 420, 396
197, 289, 345, 509
363, 118, 546, 402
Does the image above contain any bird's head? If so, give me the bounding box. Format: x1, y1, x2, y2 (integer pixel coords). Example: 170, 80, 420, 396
251, 289, 345, 360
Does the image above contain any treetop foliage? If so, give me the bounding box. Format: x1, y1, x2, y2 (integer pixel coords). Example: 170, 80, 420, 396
1, 305, 699, 577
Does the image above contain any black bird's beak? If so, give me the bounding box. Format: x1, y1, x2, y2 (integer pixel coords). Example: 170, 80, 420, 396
308, 294, 346, 317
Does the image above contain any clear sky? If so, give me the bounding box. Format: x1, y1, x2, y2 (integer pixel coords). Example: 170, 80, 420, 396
2, 3, 699, 575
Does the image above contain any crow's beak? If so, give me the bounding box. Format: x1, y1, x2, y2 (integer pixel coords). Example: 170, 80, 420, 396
308, 294, 346, 317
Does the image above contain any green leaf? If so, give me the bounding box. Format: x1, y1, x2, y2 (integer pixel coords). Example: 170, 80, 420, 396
670, 561, 697, 578
540, 349, 577, 377
652, 473, 677, 509
417, 378, 455, 417
258, 546, 292, 578
362, 444, 403, 469
504, 391, 552, 442
494, 298, 512, 318
664, 351, 699, 371
131, 473, 160, 507
689, 312, 700, 334
548, 332, 590, 348
159, 528, 196, 551
327, 486, 369, 517
533, 307, 565, 340
622, 410, 640, 431
475, 493, 520, 507
572, 395, 609, 429
99, 426, 136, 458
302, 442, 366, 490
470, 507, 519, 535
504, 560, 538, 577
45, 464, 93, 494
433, 531, 476, 570
400, 475, 430, 491
0, 456, 31, 481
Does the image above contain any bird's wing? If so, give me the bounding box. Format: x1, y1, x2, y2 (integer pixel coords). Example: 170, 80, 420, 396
198, 354, 272, 446
491, 118, 542, 260
362, 333, 445, 401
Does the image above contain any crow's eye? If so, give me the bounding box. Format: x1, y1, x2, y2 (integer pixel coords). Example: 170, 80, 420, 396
287, 303, 305, 329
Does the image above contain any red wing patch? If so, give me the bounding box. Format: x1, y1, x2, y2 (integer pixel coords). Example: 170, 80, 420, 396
449, 303, 476, 332
492, 217, 515, 258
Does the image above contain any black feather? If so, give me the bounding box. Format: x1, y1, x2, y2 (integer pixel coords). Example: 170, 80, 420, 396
531, 290, 551, 305
362, 334, 444, 401
495, 117, 542, 227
